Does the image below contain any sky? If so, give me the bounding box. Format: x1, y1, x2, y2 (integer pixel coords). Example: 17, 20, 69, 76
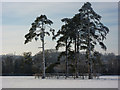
0, 2, 118, 56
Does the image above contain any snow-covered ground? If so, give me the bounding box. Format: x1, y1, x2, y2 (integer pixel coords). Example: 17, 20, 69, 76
2, 76, 119, 88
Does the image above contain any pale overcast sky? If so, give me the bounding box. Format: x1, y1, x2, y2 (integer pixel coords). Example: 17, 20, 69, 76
1, 2, 118, 55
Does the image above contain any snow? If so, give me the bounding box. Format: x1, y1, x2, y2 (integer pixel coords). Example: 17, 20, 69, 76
2, 76, 119, 88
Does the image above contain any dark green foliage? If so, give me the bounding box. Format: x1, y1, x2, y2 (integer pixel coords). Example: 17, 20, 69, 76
1, 52, 120, 76
24, 15, 54, 44
77, 2, 109, 52
23, 52, 33, 74
46, 62, 60, 73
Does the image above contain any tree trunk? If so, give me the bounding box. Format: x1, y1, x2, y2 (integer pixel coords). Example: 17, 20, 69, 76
74, 38, 78, 78
65, 39, 68, 79
76, 36, 79, 78
42, 24, 45, 79
88, 27, 92, 79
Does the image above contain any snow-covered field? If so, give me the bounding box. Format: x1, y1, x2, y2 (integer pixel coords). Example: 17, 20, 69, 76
1, 76, 119, 88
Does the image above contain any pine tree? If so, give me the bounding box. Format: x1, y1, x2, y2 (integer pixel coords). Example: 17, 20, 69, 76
24, 15, 54, 79
78, 2, 109, 79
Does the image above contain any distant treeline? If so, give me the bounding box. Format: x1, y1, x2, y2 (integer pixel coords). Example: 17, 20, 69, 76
1, 49, 120, 76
